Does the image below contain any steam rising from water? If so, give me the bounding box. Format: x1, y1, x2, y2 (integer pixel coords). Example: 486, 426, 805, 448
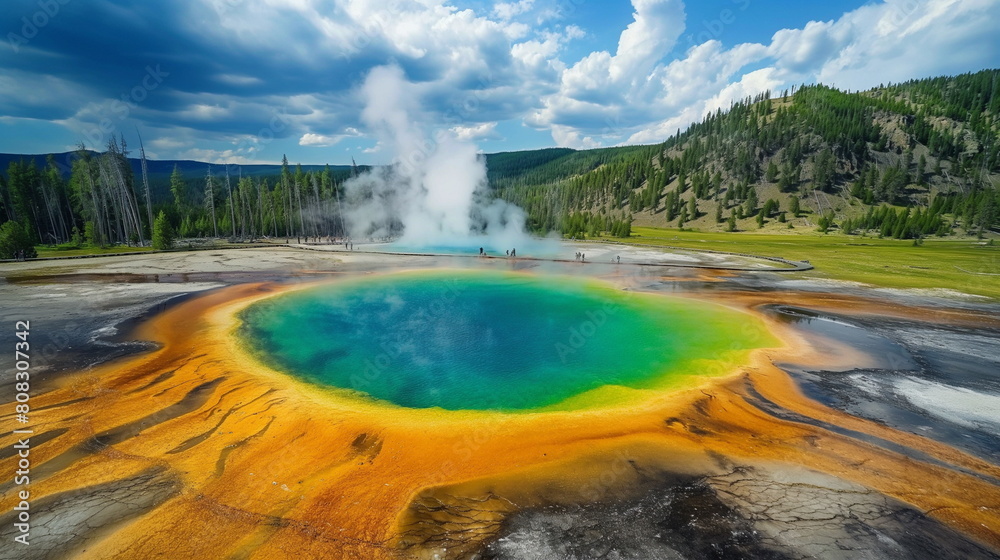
343, 65, 528, 250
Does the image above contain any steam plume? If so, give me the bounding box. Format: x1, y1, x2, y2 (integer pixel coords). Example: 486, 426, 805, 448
343, 65, 528, 250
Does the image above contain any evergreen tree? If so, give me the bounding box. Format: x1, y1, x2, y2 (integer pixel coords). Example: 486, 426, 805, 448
676, 171, 688, 193
978, 194, 998, 237
812, 148, 836, 192
152, 211, 175, 250
765, 160, 779, 182
817, 211, 835, 233
0, 220, 36, 259
876, 165, 906, 202
744, 187, 759, 216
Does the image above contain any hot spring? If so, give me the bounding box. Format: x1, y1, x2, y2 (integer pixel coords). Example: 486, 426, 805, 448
237, 271, 776, 411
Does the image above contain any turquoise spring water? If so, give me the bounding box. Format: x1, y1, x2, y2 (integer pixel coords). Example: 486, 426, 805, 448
238, 271, 771, 411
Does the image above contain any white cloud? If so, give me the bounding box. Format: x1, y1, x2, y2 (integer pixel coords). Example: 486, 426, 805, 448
538, 0, 1000, 148
551, 125, 601, 150
6, 0, 999, 161
812, 0, 1000, 90
450, 122, 500, 141
176, 147, 272, 165
298, 125, 366, 149
769, 20, 842, 74
177, 103, 231, 122
215, 73, 263, 86
611, 0, 686, 81
0, 70, 96, 119
299, 132, 341, 147
564, 25, 586, 40
149, 137, 187, 151
493, 0, 534, 21
527, 0, 690, 146
188, 0, 995, 153
627, 67, 782, 144
510, 25, 584, 84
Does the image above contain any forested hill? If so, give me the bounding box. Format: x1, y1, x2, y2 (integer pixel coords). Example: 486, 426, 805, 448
1, 70, 997, 253
492, 69, 1000, 239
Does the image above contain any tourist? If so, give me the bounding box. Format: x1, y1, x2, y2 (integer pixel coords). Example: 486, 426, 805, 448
506, 249, 510, 256
617, 255, 621, 264
511, 248, 516, 257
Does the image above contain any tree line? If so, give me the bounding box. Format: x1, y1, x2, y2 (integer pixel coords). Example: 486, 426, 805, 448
0, 141, 356, 257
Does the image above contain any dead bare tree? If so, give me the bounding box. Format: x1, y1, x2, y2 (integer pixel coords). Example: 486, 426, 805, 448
137, 130, 154, 244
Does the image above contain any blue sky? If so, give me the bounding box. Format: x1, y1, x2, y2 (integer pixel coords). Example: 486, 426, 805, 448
1, 0, 998, 165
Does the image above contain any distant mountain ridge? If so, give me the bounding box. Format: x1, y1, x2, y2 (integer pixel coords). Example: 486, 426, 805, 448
0, 150, 350, 182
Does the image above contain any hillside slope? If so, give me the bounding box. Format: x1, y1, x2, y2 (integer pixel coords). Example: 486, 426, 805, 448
493, 70, 1000, 239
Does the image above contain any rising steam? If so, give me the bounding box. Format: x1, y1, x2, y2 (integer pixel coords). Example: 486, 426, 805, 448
342, 65, 528, 250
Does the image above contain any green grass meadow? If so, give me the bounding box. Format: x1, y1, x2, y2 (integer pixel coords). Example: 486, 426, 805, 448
33, 245, 155, 258
611, 227, 1000, 300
